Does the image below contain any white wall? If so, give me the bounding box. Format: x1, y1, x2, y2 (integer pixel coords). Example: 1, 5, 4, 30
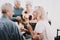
51, 0, 60, 39
0, 0, 60, 40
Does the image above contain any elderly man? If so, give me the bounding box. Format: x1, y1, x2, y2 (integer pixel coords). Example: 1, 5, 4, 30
11, 0, 24, 23
0, 3, 26, 40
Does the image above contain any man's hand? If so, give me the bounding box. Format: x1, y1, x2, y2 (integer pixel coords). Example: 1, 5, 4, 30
16, 16, 21, 21
32, 35, 40, 40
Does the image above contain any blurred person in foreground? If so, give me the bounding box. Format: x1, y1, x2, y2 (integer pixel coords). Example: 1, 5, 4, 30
11, 0, 24, 23
0, 3, 26, 40
27, 6, 51, 40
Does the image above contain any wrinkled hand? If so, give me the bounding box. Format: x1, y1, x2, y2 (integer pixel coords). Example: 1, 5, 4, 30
16, 16, 21, 21
32, 35, 40, 40
26, 24, 33, 32
20, 28, 28, 32
26, 24, 36, 36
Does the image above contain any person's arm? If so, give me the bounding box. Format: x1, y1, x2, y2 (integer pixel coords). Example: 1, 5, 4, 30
11, 16, 22, 21
27, 24, 43, 40
11, 17, 16, 21
13, 23, 26, 40
27, 24, 36, 36
34, 21, 45, 40
32, 33, 43, 40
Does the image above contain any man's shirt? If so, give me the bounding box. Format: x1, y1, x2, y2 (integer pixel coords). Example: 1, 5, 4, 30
11, 7, 24, 21
0, 15, 25, 40
14, 7, 24, 17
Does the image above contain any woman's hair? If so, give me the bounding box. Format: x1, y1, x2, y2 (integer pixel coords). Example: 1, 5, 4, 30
33, 6, 46, 20
1, 3, 13, 14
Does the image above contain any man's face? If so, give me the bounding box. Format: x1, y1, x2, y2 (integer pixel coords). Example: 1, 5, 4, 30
8, 10, 14, 19
15, 2, 20, 8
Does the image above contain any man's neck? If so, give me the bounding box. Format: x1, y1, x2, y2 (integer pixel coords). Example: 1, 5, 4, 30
4, 14, 10, 19
15, 6, 20, 9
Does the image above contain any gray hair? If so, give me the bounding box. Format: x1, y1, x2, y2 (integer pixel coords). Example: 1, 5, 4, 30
14, 0, 20, 4
1, 3, 13, 14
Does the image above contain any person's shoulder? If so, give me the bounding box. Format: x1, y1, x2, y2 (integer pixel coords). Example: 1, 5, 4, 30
8, 20, 16, 25
0, 18, 13, 24
0, 20, 4, 25
0, 18, 7, 24
0, 18, 18, 28
0, 19, 8, 27
37, 20, 47, 26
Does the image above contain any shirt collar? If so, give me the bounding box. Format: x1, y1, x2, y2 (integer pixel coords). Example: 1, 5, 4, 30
14, 7, 20, 9
2, 14, 10, 20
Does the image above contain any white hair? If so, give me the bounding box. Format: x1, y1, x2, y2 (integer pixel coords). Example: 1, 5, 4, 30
14, 0, 20, 4
1, 3, 13, 14
34, 6, 46, 20
39, 6, 46, 19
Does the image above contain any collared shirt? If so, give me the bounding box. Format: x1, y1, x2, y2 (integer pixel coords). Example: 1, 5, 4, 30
0, 15, 25, 40
14, 7, 24, 17
11, 7, 24, 21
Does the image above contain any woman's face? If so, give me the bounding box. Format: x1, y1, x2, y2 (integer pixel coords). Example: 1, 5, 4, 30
7, 10, 14, 19
33, 12, 37, 16
33, 11, 37, 17
38, 10, 42, 16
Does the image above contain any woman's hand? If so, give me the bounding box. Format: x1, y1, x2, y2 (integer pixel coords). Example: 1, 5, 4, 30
32, 35, 40, 40
27, 24, 33, 31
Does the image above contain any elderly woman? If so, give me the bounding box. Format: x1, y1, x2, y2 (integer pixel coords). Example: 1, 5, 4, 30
27, 6, 51, 40
32, 6, 45, 23
35, 6, 51, 25
0, 3, 26, 40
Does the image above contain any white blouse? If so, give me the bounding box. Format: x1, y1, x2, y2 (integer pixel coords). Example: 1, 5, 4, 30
35, 20, 51, 40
